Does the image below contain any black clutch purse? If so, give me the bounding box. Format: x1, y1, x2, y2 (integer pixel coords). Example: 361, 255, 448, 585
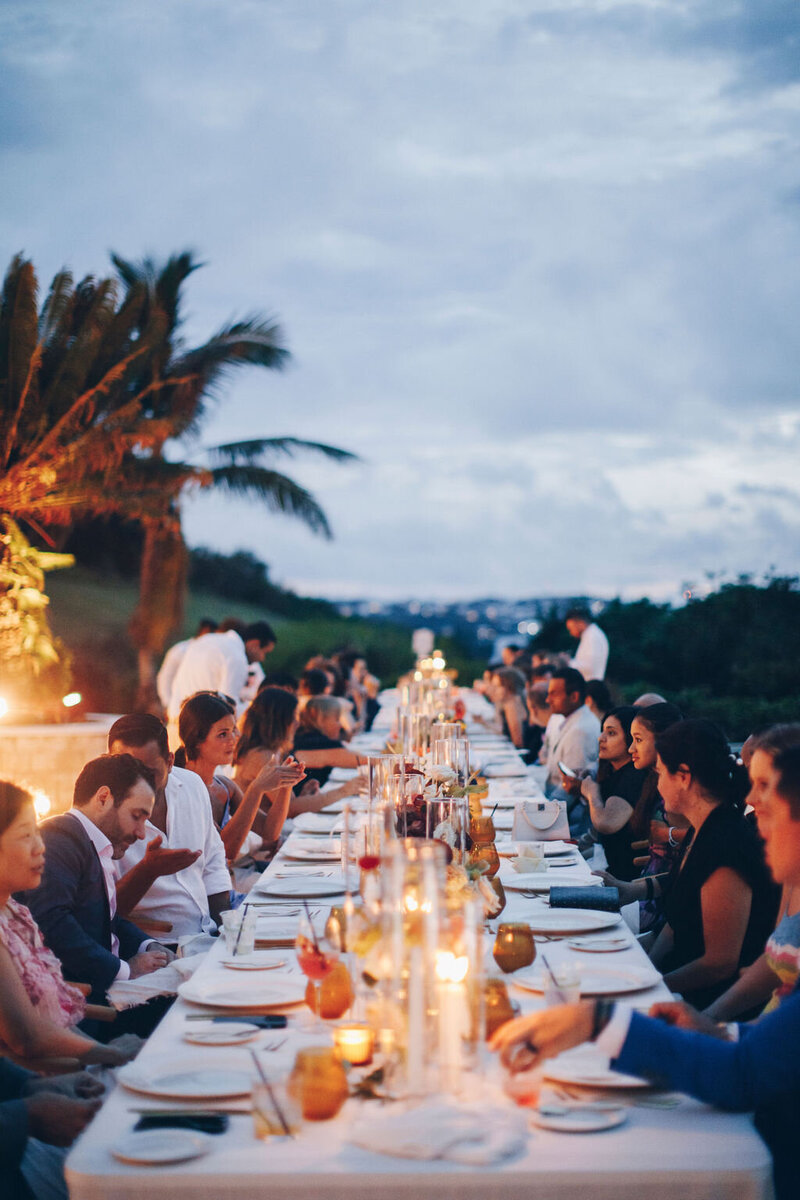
549, 885, 620, 912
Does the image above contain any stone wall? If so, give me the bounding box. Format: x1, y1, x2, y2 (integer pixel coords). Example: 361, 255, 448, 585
0, 717, 118, 816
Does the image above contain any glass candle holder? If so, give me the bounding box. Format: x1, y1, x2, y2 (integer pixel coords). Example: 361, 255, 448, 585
287, 1047, 349, 1121
333, 1022, 375, 1066
492, 923, 536, 974
469, 841, 500, 877
484, 977, 516, 1040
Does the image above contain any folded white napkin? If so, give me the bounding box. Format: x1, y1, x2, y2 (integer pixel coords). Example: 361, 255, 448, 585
349, 1099, 527, 1165
107, 954, 203, 1010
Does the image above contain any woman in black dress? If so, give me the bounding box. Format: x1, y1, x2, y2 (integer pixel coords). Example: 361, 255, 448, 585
580, 706, 642, 880
649, 719, 778, 1008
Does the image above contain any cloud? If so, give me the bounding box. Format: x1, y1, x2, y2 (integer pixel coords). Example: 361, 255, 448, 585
2, 0, 800, 602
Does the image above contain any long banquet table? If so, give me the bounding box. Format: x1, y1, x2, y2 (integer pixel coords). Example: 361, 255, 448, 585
65, 689, 774, 1200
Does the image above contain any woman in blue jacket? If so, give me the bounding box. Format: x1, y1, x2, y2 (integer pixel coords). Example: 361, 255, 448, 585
492, 733, 800, 1200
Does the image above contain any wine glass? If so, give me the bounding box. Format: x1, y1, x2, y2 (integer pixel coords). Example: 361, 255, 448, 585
295, 909, 341, 1029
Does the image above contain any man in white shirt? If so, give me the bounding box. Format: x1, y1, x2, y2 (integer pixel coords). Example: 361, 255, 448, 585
108, 714, 231, 943
566, 607, 609, 681
167, 620, 276, 727
156, 617, 218, 710
544, 668, 601, 835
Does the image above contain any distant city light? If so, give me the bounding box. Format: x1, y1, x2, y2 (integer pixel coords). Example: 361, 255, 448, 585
526, 621, 541, 636
62, 692, 82, 708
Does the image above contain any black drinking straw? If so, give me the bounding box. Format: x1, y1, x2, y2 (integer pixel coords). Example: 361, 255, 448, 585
489, 802, 498, 821
232, 903, 250, 957
539, 950, 566, 1004
250, 1050, 292, 1137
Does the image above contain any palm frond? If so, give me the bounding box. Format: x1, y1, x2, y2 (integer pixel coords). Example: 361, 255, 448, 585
207, 464, 333, 538
207, 437, 359, 465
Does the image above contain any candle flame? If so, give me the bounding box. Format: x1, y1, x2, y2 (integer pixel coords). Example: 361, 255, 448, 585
436, 950, 469, 983
62, 692, 82, 708
0, 696, 8, 718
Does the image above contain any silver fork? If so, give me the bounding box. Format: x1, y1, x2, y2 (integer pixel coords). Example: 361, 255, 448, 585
260, 1037, 288, 1052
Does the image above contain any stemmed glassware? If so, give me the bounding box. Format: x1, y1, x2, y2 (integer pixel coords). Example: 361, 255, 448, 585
295, 907, 341, 1029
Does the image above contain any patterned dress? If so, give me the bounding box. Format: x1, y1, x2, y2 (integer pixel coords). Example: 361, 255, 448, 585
0, 898, 86, 1033
764, 906, 800, 1014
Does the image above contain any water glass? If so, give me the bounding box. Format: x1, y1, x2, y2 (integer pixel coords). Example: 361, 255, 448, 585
544, 960, 581, 1006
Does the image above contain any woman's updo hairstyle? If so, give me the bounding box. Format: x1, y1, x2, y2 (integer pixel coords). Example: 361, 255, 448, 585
632, 702, 683, 735
0, 781, 34, 839
491, 667, 526, 697
655, 718, 749, 812
300, 695, 342, 732
176, 692, 237, 766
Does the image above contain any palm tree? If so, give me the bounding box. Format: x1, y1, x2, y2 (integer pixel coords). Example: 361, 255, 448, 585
0, 254, 188, 704
110, 252, 356, 708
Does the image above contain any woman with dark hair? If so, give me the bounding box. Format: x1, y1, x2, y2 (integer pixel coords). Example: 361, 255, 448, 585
0, 782, 139, 1068
579, 706, 642, 880
621, 719, 777, 1007
177, 692, 305, 860
492, 737, 800, 1200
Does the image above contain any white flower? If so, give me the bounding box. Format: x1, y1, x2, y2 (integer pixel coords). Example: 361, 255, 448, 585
433, 819, 457, 848
428, 764, 457, 784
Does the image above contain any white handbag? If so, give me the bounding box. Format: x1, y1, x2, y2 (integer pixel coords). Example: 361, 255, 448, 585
511, 799, 571, 842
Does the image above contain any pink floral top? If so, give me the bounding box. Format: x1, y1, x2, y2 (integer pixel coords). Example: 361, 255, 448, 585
0, 899, 86, 1032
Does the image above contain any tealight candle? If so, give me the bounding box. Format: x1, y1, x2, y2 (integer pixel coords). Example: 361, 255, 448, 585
333, 1023, 374, 1066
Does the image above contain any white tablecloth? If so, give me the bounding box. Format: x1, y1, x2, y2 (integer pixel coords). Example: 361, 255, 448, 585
65, 693, 774, 1200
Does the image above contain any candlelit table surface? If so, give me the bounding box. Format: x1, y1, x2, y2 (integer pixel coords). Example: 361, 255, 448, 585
65, 711, 773, 1200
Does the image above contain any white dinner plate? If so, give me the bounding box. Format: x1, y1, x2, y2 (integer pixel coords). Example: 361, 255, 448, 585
566, 935, 631, 953
257, 876, 346, 899
222, 955, 288, 971
532, 1106, 627, 1133
177, 974, 306, 1010
281, 847, 341, 862
112, 1130, 214, 1165
118, 1060, 252, 1099
292, 813, 343, 834
504, 872, 603, 891
524, 909, 623, 935
183, 1022, 262, 1046
483, 763, 528, 778
544, 1047, 649, 1089
514, 962, 661, 996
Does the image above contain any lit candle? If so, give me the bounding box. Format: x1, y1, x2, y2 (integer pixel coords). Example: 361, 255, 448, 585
333, 1023, 374, 1066
406, 946, 424, 1093
436, 950, 469, 1094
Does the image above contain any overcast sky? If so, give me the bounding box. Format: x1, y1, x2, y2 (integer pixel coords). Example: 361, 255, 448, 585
3, 1, 800, 601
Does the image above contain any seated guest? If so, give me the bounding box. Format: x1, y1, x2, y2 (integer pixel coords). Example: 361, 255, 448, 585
578, 707, 643, 880
107, 714, 232, 941
523, 680, 551, 763
602, 702, 686, 931
233, 688, 309, 843
177, 692, 305, 861
1, 1055, 102, 1200
0, 782, 140, 1069
585, 679, 612, 725
491, 737, 800, 1200
489, 667, 529, 750
19, 755, 173, 1035
703, 724, 800, 1022
616, 719, 777, 1007
544, 668, 600, 834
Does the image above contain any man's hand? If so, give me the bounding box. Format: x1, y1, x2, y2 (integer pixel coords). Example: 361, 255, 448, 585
648, 1000, 731, 1039
25, 1072, 105, 1101
128, 948, 171, 977
142, 834, 201, 877
26, 1093, 101, 1146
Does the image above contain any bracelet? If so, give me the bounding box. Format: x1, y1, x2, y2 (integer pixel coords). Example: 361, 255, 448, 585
644, 876, 655, 901
591, 999, 615, 1040
668, 826, 679, 848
